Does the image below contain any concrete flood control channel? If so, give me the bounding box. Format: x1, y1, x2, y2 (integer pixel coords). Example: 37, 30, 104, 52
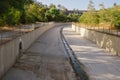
2, 25, 77, 80
2, 24, 120, 80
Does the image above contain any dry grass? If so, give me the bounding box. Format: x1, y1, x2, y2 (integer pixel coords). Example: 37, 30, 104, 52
74, 23, 119, 30
0, 26, 18, 31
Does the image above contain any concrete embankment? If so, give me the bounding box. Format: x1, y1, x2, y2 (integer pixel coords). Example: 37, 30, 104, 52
0, 22, 61, 78
63, 26, 120, 80
72, 24, 120, 56
1, 24, 76, 80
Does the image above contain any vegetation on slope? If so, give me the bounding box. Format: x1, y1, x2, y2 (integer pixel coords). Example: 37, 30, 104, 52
79, 0, 120, 29
0, 0, 80, 27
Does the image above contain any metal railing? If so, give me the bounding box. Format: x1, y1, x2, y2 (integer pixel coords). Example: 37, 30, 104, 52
74, 23, 120, 37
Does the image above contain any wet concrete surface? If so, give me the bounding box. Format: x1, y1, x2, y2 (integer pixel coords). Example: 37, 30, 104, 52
2, 25, 76, 80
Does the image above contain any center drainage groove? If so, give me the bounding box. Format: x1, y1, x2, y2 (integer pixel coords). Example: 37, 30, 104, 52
60, 27, 89, 80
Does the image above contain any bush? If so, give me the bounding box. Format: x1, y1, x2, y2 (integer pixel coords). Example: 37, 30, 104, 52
5, 8, 21, 25
79, 5, 120, 29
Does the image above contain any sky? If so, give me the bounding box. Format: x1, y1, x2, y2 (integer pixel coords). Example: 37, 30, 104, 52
36, 0, 120, 10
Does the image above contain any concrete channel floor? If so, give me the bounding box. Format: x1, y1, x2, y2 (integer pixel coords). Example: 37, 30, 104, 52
63, 26, 120, 80
2, 26, 76, 80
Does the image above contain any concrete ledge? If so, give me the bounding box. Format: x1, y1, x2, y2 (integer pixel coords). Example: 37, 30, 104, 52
72, 24, 120, 56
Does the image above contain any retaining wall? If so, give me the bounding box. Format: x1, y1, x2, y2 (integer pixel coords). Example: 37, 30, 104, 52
72, 24, 120, 56
0, 22, 59, 78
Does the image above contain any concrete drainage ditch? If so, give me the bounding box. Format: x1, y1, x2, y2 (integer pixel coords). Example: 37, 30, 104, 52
60, 27, 89, 80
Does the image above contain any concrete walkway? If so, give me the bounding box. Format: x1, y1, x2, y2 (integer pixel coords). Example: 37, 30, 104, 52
63, 26, 120, 80
2, 26, 76, 80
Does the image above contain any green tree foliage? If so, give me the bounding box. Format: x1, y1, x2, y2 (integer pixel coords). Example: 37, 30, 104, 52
5, 7, 21, 25
0, 0, 80, 27
0, 0, 34, 26
67, 14, 80, 22
110, 5, 120, 29
79, 0, 99, 26
79, 1, 120, 29
46, 6, 60, 21
88, 0, 95, 11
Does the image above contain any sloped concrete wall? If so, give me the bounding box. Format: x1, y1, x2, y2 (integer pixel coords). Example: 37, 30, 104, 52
0, 22, 59, 78
72, 24, 120, 56
0, 38, 19, 78
21, 23, 56, 51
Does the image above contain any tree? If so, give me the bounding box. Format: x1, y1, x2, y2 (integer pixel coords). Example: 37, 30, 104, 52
80, 2, 120, 29
67, 13, 80, 22
0, 0, 80, 26
111, 5, 120, 29
80, 0, 99, 26
98, 3, 106, 24
57, 4, 68, 14
99, 3, 105, 10
45, 6, 61, 21
0, 0, 34, 26
88, 0, 95, 11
